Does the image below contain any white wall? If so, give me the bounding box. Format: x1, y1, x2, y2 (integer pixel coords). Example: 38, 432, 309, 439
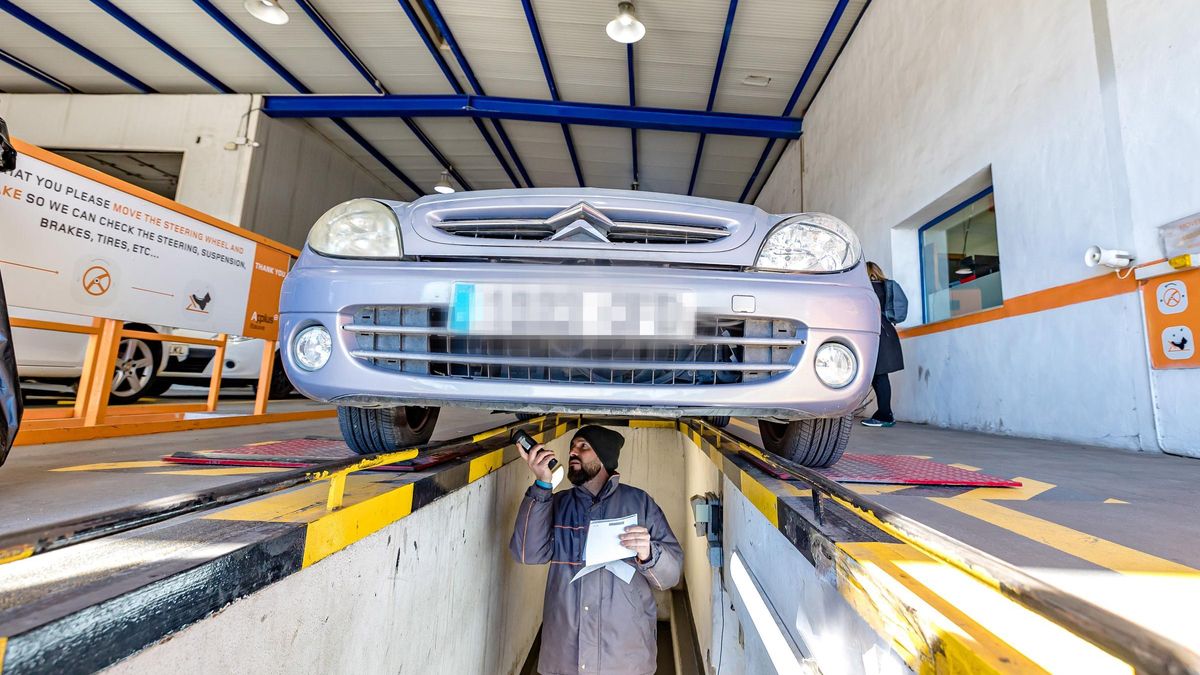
0, 94, 400, 251
0, 94, 255, 224
240, 105, 401, 249
756, 0, 1200, 453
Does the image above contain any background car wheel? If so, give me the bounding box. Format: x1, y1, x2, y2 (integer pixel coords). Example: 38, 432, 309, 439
757, 416, 852, 468
703, 415, 730, 428
251, 353, 295, 399
338, 405, 440, 455
142, 378, 174, 398
109, 332, 162, 405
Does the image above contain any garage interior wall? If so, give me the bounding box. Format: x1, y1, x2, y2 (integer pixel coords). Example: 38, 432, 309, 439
0, 94, 398, 251
755, 0, 1200, 455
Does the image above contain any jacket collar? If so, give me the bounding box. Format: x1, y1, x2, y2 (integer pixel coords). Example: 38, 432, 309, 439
574, 473, 621, 502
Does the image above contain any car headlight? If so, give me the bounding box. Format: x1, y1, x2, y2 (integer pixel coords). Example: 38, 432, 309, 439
307, 198, 402, 258
814, 342, 857, 388
293, 325, 332, 371
755, 213, 861, 273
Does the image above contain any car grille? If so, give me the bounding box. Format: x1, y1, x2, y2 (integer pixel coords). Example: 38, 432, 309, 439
433, 218, 731, 245
344, 306, 802, 385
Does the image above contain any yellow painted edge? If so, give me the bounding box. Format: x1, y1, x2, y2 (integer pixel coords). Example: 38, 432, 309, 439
954, 477, 1055, 501
52, 460, 171, 472
739, 470, 779, 528
303, 483, 414, 567
468, 449, 504, 483
629, 419, 676, 428
1104, 498, 1128, 505
0, 636, 6, 672
0, 545, 34, 565
148, 467, 289, 476
838, 542, 1048, 674
930, 497, 1197, 574
949, 463, 981, 472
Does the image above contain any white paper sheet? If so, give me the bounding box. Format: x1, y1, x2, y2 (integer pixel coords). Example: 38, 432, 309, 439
584, 514, 638, 567
570, 560, 636, 585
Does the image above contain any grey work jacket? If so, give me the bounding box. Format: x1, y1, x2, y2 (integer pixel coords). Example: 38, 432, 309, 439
510, 474, 682, 675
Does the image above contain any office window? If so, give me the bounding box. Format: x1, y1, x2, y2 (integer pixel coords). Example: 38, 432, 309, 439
919, 188, 1001, 323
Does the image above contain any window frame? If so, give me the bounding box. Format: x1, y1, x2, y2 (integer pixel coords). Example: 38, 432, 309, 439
917, 186, 996, 324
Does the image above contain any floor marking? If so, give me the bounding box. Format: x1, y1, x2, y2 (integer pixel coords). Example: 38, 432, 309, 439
902, 454, 932, 459
52, 460, 170, 472
246, 440, 282, 446
148, 467, 290, 476
1104, 498, 1129, 504
929, 497, 1197, 574
850, 484, 916, 495
953, 477, 1055, 501
948, 463, 981, 472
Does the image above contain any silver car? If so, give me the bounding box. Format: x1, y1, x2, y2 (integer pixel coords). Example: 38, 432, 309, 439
280, 189, 879, 467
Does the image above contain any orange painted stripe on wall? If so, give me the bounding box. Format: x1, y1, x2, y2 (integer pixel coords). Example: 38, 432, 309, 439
899, 271, 1140, 339
11, 138, 300, 258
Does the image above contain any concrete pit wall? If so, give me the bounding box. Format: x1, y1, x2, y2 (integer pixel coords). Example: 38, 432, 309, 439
106, 425, 900, 674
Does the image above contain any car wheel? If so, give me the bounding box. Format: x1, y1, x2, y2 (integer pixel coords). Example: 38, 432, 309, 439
757, 416, 851, 468
338, 405, 440, 455
703, 416, 730, 428
143, 378, 174, 398
109, 335, 162, 405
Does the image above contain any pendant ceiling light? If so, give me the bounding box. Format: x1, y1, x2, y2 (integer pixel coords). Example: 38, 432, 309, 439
606, 2, 646, 44
434, 170, 456, 194
244, 0, 289, 25
955, 222, 973, 275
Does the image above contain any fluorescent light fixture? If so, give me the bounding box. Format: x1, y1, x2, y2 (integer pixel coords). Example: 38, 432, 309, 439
729, 552, 807, 674
434, 170, 456, 194
742, 75, 772, 87
244, 0, 289, 25
606, 2, 646, 44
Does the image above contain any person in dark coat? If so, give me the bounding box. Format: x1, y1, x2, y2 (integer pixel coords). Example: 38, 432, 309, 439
511, 425, 682, 675
863, 262, 905, 427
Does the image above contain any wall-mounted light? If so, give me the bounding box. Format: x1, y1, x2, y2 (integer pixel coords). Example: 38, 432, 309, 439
244, 0, 289, 25
434, 170, 456, 194
606, 2, 646, 44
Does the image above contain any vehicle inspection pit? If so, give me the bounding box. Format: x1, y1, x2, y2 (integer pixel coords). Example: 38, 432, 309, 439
0, 417, 1194, 675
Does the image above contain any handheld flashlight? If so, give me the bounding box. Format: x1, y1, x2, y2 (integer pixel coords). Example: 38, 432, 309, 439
512, 429, 564, 487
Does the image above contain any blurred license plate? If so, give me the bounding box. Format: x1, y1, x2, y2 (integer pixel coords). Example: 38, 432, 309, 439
450, 283, 696, 337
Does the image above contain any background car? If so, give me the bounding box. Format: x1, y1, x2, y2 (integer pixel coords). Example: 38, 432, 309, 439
280, 190, 880, 467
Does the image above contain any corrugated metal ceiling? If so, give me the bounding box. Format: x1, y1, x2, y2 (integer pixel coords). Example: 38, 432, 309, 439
0, 0, 869, 204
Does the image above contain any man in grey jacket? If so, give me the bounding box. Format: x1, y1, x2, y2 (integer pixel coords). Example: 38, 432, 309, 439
510, 425, 682, 675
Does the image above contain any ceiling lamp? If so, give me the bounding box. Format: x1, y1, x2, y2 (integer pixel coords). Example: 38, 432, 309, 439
606, 2, 646, 44
244, 0, 289, 25
955, 222, 973, 275
434, 170, 456, 194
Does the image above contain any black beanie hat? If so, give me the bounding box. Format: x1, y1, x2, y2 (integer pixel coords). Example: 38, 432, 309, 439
572, 425, 625, 473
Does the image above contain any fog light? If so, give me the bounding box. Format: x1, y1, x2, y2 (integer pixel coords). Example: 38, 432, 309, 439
814, 342, 856, 388
294, 326, 331, 371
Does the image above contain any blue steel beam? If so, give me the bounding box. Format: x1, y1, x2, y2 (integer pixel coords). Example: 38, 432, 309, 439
627, 44, 638, 187
261, 95, 804, 139
0, 48, 76, 92
738, 0, 849, 203
292, 0, 472, 191
687, 0, 738, 196
89, 0, 233, 94
190, 0, 424, 197
419, 0, 534, 187
394, 0, 520, 188
0, 0, 155, 93
520, 0, 584, 187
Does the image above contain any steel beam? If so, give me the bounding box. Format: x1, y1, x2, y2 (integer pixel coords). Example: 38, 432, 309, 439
89, 0, 232, 94
262, 95, 803, 139
419, 0, 533, 187
190, 0, 424, 197
0, 48, 75, 93
0, 0, 154, 93
739, 0, 849, 203
688, 0, 738, 196
394, 0, 520, 187
520, 0, 584, 187
627, 44, 638, 187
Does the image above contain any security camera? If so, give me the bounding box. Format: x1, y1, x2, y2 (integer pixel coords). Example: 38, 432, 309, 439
1084, 245, 1134, 269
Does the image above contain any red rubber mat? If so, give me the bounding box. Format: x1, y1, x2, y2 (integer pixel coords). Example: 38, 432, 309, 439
162, 438, 474, 472
740, 451, 1020, 487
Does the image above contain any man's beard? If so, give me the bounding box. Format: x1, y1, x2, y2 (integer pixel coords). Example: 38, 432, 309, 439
568, 459, 602, 486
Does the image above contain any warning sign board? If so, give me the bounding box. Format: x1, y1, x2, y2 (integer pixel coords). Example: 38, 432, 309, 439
1143, 269, 1200, 369
0, 141, 291, 339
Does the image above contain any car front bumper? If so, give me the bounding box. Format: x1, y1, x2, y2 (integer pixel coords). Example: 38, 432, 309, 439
279, 257, 881, 421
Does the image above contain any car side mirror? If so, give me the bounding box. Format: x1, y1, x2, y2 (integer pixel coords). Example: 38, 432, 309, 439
0, 118, 16, 174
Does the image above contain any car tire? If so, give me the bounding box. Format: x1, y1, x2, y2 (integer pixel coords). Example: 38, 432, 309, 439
703, 416, 730, 429
338, 405, 440, 455
143, 378, 174, 398
109, 329, 163, 405
265, 353, 294, 399
757, 416, 851, 468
